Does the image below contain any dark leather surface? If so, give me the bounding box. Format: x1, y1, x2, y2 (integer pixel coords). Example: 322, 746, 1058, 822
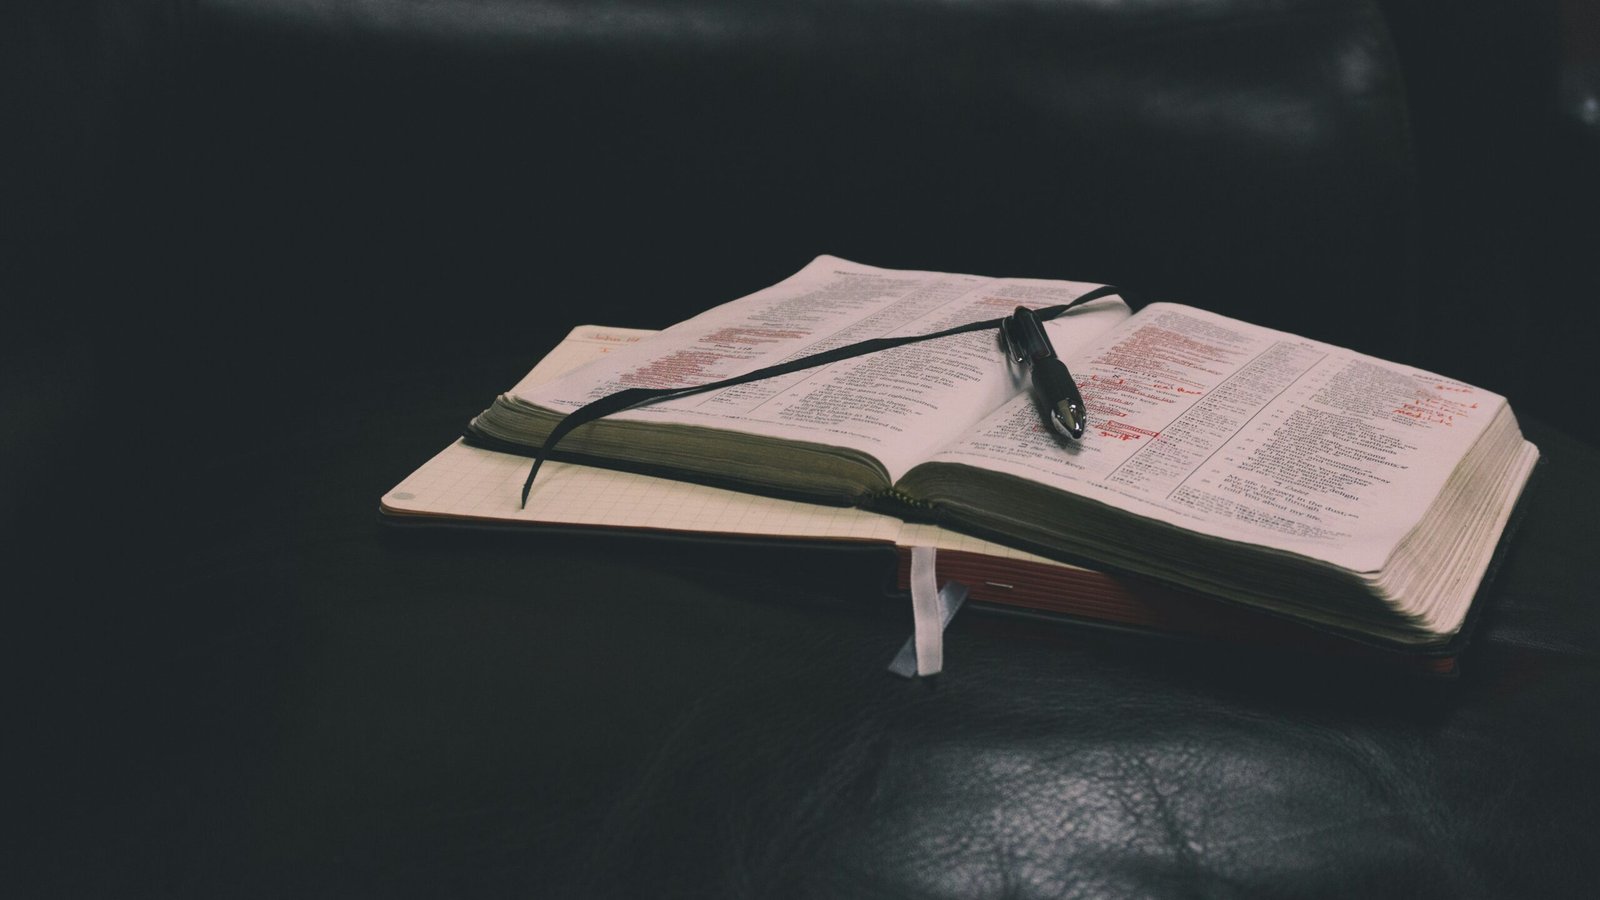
9, 0, 1599, 896
14, 344, 1600, 898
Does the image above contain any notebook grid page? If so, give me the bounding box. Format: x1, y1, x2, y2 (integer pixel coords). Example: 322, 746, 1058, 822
385, 442, 906, 541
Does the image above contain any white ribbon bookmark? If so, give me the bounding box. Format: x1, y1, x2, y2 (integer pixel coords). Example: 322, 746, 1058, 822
888, 546, 969, 678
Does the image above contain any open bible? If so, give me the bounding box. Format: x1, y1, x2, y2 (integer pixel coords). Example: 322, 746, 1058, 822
390, 256, 1538, 656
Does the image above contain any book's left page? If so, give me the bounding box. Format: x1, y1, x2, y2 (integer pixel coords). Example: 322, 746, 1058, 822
476, 256, 1130, 488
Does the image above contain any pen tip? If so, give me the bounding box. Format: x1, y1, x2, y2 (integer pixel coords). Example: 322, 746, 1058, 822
1051, 402, 1086, 440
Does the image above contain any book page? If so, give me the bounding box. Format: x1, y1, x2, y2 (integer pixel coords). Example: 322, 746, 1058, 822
926, 303, 1506, 572
508, 324, 658, 393
514, 255, 1130, 481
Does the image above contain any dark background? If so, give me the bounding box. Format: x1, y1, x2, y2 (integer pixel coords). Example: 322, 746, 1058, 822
7, 0, 1597, 439
6, 0, 1600, 896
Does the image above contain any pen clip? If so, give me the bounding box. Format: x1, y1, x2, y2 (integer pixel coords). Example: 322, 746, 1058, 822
1005, 306, 1087, 440
1002, 306, 1054, 363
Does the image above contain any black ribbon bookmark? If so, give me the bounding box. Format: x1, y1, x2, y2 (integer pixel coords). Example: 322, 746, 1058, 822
519, 284, 1128, 507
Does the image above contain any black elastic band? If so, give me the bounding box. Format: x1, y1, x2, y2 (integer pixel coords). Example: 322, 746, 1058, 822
520, 284, 1127, 506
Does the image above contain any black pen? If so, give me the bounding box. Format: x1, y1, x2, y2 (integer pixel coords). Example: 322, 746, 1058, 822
1002, 306, 1087, 439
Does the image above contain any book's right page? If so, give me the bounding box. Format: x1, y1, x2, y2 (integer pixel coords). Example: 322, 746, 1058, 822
918, 303, 1521, 575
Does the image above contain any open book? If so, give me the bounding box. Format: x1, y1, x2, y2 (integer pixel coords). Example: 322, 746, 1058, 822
388, 256, 1538, 655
